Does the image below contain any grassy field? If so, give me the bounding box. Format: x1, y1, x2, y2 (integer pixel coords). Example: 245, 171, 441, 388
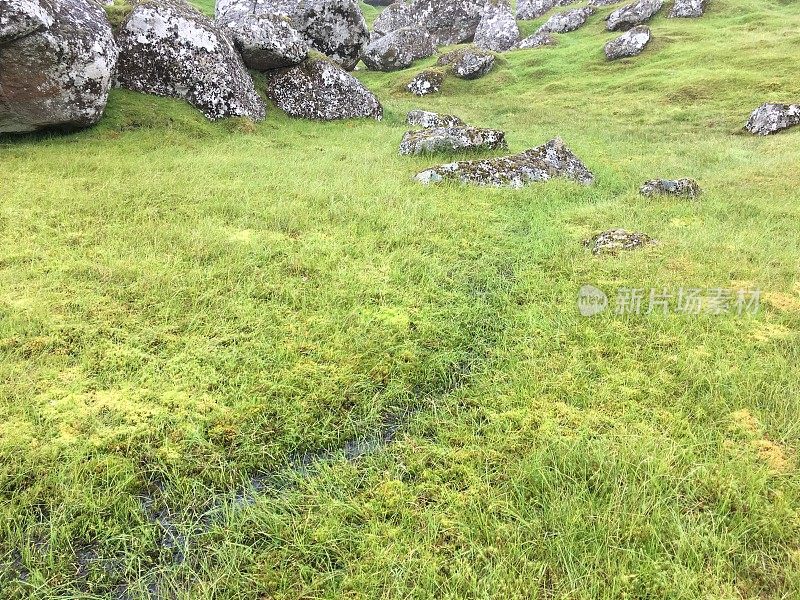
1, 0, 800, 598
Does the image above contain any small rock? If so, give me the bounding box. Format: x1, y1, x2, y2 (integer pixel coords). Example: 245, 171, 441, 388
604, 25, 651, 59
400, 127, 508, 155
362, 27, 435, 71
474, 0, 520, 52
537, 7, 594, 34
266, 54, 383, 120
639, 178, 701, 198
517, 0, 576, 20
415, 138, 594, 187
606, 0, 663, 31
406, 110, 466, 128
583, 229, 655, 255
437, 46, 495, 80
406, 69, 445, 96
745, 103, 800, 136
515, 31, 558, 49
668, 0, 706, 18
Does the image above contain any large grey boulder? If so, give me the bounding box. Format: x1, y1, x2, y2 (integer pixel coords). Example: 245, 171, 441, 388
116, 0, 265, 121
362, 27, 435, 71
406, 110, 465, 128
216, 7, 308, 71
668, 0, 706, 18
406, 69, 444, 96
745, 103, 800, 136
537, 7, 594, 34
408, 0, 485, 46
372, 1, 414, 37
517, 0, 576, 20
438, 46, 495, 79
294, 0, 369, 70
415, 138, 594, 187
515, 31, 558, 49
474, 0, 520, 52
604, 25, 650, 59
266, 54, 382, 120
606, 0, 663, 31
0, 0, 118, 133
640, 178, 701, 198
400, 126, 507, 155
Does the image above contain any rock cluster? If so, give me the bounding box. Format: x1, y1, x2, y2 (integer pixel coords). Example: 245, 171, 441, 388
639, 178, 702, 198
400, 127, 508, 155
745, 103, 800, 136
604, 25, 651, 59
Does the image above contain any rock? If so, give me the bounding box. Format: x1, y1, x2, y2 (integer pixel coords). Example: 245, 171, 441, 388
668, 0, 706, 18
745, 103, 800, 136
639, 178, 701, 198
400, 126, 507, 155
372, 1, 414, 37
589, 0, 622, 6
406, 69, 444, 96
266, 54, 382, 120
537, 7, 594, 34
515, 31, 557, 49
604, 25, 650, 59
415, 138, 594, 187
406, 109, 466, 128
583, 229, 655, 255
516, 0, 575, 20
437, 46, 495, 80
216, 8, 308, 71
0, 0, 117, 133
362, 27, 435, 71
364, 0, 393, 5
294, 0, 369, 70
116, 0, 265, 121
408, 0, 485, 46
606, 0, 663, 31
474, 0, 520, 52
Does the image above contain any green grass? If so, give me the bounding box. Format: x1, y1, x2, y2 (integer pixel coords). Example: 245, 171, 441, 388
2, 0, 800, 598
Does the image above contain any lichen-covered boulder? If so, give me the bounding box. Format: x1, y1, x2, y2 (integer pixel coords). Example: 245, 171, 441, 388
415, 138, 594, 187
515, 31, 557, 49
668, 0, 706, 18
639, 178, 701, 198
116, 0, 265, 121
516, 0, 574, 20
293, 0, 370, 70
537, 6, 594, 34
400, 126, 507, 155
372, 1, 414, 37
474, 0, 520, 52
216, 7, 308, 71
408, 0, 485, 46
406, 109, 465, 128
583, 229, 655, 255
604, 25, 650, 59
0, 0, 118, 133
406, 69, 444, 96
437, 46, 495, 80
745, 103, 800, 136
266, 54, 382, 120
362, 27, 435, 71
606, 0, 663, 31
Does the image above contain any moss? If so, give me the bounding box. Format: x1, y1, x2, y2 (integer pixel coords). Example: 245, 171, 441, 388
104, 0, 134, 29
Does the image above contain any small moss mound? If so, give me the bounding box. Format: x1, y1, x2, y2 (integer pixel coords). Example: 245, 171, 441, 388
104, 0, 134, 29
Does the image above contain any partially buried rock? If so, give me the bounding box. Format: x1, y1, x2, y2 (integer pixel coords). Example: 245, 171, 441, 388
216, 8, 308, 71
415, 138, 594, 187
606, 0, 663, 31
266, 54, 382, 120
474, 0, 520, 52
406, 69, 444, 96
517, 0, 576, 20
116, 0, 265, 121
437, 46, 495, 80
537, 7, 594, 34
406, 110, 466, 128
400, 127, 507, 155
515, 31, 557, 49
745, 103, 800, 136
668, 0, 706, 18
362, 27, 435, 71
0, 0, 118, 133
583, 229, 656, 255
640, 178, 701, 198
604, 25, 651, 59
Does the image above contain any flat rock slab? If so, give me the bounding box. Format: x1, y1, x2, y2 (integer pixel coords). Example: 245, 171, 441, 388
604, 25, 651, 59
640, 178, 701, 198
745, 103, 800, 135
406, 69, 445, 96
516, 32, 558, 49
437, 46, 496, 79
400, 127, 508, 155
606, 0, 663, 31
406, 110, 466, 128
583, 228, 656, 255
668, 0, 706, 18
537, 7, 595, 34
415, 138, 594, 187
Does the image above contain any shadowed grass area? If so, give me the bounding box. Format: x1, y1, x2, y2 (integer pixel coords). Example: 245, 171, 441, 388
1, 0, 799, 598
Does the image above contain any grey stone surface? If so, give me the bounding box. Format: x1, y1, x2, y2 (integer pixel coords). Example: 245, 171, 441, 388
583, 229, 656, 255
474, 0, 520, 52
517, 0, 578, 20
745, 103, 800, 136
537, 6, 594, 34
606, 0, 663, 31
604, 25, 650, 59
406, 69, 444, 96
293, 0, 370, 70
516, 31, 558, 49
372, 1, 414, 37
362, 27, 435, 71
406, 110, 466, 128
668, 0, 706, 18
437, 46, 495, 79
639, 178, 701, 198
407, 0, 485, 46
400, 126, 508, 155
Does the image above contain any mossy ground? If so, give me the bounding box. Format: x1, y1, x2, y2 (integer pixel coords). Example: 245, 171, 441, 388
2, 1, 800, 598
